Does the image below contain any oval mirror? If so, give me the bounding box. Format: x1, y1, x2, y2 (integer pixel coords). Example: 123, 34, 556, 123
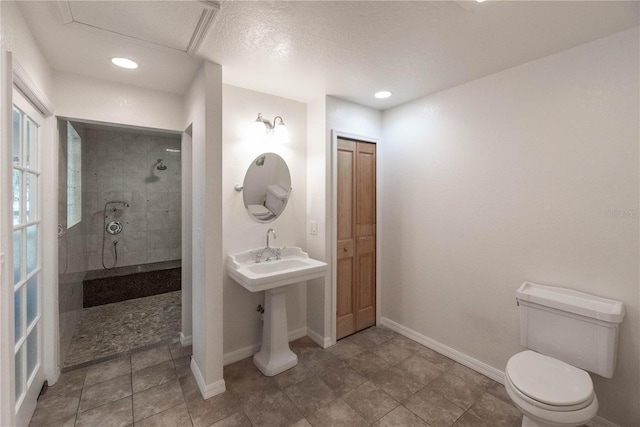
242, 153, 291, 223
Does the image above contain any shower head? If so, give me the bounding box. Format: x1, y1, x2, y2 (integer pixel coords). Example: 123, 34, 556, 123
156, 159, 167, 171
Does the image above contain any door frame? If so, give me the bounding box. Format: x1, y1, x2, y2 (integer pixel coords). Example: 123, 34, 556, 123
1, 54, 55, 427
330, 130, 381, 345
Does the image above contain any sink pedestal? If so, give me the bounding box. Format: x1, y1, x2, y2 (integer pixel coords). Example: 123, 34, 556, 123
253, 287, 298, 376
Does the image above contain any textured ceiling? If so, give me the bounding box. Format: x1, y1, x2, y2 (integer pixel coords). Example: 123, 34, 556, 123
16, 1, 640, 109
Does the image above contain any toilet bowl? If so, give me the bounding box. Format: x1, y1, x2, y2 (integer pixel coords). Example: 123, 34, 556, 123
507, 282, 625, 427
505, 351, 598, 427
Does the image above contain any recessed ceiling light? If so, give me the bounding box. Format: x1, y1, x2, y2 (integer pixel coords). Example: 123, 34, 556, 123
374, 91, 392, 99
111, 57, 138, 69
476, 0, 486, 2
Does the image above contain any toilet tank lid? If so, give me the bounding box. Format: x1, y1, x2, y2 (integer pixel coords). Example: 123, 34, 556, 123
516, 282, 625, 323
267, 184, 289, 198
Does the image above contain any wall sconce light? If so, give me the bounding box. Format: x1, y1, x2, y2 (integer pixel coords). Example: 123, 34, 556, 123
253, 113, 289, 142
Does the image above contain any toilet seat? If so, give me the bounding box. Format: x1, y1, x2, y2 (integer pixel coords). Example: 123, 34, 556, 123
248, 204, 274, 219
506, 351, 594, 411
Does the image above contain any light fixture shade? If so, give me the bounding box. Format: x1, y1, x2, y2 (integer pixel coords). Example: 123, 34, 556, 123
273, 123, 289, 143
252, 120, 267, 140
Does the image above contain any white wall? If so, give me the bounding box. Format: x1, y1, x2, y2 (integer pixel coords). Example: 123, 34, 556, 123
381, 28, 639, 426
182, 62, 225, 398
222, 85, 308, 358
1, 2, 53, 100
54, 72, 183, 132
305, 96, 328, 343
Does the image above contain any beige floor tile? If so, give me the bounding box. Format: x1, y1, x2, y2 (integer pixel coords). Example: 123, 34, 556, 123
296, 347, 344, 373
374, 340, 416, 365
132, 346, 172, 372
358, 326, 398, 345
209, 412, 252, 427
84, 357, 131, 387
284, 376, 337, 416
449, 363, 493, 390
79, 373, 132, 413
135, 402, 193, 427
133, 360, 177, 393
345, 350, 390, 379
485, 380, 513, 404
451, 411, 491, 427
373, 405, 430, 427
427, 372, 486, 410
306, 399, 369, 427
397, 354, 445, 385
40, 368, 87, 402
327, 339, 367, 360
242, 389, 304, 427
133, 379, 185, 422
273, 362, 314, 389
29, 393, 81, 427
371, 365, 425, 402
390, 336, 428, 353
185, 388, 242, 427
468, 393, 522, 427
416, 347, 456, 371
342, 381, 399, 424
316, 363, 367, 396
173, 355, 192, 379
404, 387, 465, 427
169, 342, 192, 360
76, 396, 132, 427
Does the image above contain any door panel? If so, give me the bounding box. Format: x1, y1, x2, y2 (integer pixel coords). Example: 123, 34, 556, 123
12, 89, 44, 427
336, 138, 376, 340
336, 139, 356, 338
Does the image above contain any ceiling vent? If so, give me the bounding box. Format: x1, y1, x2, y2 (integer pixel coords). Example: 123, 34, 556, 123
53, 0, 219, 57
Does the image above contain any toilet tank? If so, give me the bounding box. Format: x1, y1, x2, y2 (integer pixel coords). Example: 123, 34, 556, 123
516, 282, 625, 378
265, 184, 289, 216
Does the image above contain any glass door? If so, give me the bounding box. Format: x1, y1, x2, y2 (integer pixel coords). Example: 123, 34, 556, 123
12, 89, 44, 426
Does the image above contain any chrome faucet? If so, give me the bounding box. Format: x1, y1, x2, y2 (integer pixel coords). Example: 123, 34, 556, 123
254, 229, 281, 262
266, 228, 276, 248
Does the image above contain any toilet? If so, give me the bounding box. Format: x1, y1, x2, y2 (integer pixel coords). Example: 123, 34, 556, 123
247, 184, 289, 221
506, 282, 625, 427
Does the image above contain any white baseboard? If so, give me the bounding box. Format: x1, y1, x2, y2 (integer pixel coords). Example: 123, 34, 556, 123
381, 317, 621, 427
306, 327, 332, 349
223, 326, 309, 366
190, 358, 226, 399
179, 332, 192, 346
380, 317, 505, 384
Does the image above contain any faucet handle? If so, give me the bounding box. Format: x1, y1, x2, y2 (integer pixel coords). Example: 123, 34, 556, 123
275, 247, 282, 260
254, 252, 262, 263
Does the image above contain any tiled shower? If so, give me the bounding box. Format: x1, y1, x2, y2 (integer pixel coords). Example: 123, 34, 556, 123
58, 121, 182, 368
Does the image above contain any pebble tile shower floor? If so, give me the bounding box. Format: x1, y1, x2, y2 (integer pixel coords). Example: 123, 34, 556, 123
32, 325, 525, 426
63, 291, 181, 369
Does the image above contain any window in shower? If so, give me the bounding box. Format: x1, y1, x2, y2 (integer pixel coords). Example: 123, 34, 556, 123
67, 122, 81, 228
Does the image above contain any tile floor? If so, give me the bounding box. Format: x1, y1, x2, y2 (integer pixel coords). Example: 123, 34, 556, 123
64, 291, 182, 368
32, 326, 523, 427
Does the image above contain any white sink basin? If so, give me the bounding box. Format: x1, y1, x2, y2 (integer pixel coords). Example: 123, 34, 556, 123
227, 247, 327, 292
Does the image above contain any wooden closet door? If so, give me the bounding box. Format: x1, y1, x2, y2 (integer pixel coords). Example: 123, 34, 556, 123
336, 138, 376, 340
354, 142, 376, 331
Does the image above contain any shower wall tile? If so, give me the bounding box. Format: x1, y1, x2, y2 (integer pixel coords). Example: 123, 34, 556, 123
147, 248, 181, 262
121, 231, 147, 253
118, 251, 148, 267
84, 128, 181, 270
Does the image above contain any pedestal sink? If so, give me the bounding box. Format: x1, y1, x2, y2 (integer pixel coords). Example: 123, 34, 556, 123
226, 247, 327, 376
